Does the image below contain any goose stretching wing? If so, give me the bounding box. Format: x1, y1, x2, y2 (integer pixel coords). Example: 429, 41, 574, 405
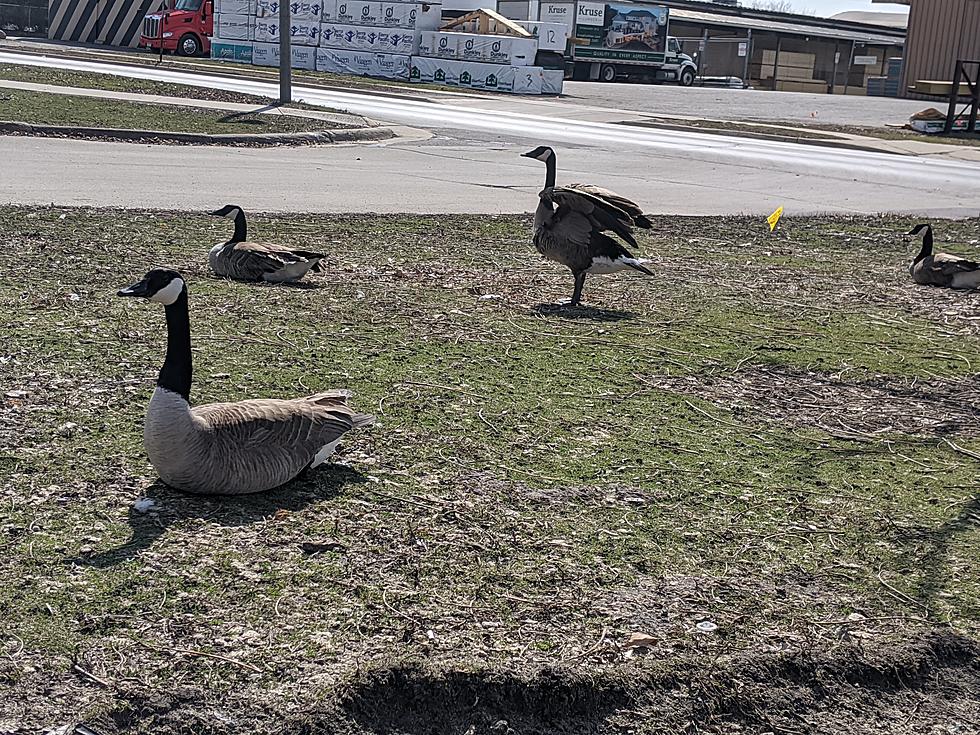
522, 145, 654, 306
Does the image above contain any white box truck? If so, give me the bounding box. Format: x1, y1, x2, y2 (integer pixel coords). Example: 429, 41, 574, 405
560, 1, 698, 85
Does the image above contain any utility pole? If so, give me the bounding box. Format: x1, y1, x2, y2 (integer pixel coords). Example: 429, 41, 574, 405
279, 0, 291, 104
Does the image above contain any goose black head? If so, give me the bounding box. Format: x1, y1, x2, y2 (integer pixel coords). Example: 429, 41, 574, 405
906, 223, 934, 264
118, 269, 186, 305
209, 204, 244, 219
521, 146, 555, 162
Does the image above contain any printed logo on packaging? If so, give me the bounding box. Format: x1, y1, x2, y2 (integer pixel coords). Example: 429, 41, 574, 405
411, 65, 421, 79
486, 73, 497, 88
435, 68, 446, 81
460, 70, 471, 84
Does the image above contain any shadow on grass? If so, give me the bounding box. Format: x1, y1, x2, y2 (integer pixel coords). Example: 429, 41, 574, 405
893, 490, 980, 608
79, 464, 366, 568
217, 104, 282, 125
532, 303, 636, 322
337, 666, 629, 735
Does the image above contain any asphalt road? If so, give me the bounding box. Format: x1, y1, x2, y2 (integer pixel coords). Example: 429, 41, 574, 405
1, 51, 979, 216
559, 81, 932, 128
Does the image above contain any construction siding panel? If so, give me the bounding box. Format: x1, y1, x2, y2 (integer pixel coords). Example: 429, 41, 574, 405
902, 0, 980, 95
47, 0, 163, 47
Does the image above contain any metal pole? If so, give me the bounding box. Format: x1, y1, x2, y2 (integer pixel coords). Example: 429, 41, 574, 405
742, 29, 751, 85
772, 36, 781, 90
830, 42, 839, 94
279, 0, 291, 104
945, 59, 963, 134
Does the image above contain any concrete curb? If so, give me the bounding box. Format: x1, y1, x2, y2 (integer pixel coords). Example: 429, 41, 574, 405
0, 120, 395, 146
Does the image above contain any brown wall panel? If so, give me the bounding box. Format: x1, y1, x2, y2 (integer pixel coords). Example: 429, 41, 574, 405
903, 0, 980, 95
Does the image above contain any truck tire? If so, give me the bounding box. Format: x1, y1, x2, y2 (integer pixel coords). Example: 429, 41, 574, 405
599, 64, 617, 83
177, 33, 202, 56
679, 67, 695, 87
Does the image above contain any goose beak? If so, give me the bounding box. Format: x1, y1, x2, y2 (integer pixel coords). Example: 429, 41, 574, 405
117, 280, 150, 298
520, 151, 535, 158
207, 209, 223, 216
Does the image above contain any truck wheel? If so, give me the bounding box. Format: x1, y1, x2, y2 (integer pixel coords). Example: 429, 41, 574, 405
599, 64, 617, 83
177, 33, 201, 56
679, 67, 695, 87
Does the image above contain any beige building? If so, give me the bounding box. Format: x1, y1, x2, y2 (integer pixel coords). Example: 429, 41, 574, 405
882, 0, 980, 93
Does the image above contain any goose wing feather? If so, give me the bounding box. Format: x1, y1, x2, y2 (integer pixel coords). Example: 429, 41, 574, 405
186, 395, 374, 492
547, 187, 638, 248
565, 183, 651, 228
222, 241, 326, 280
930, 252, 980, 275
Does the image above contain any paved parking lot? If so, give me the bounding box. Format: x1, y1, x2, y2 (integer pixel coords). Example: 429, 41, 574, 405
560, 80, 932, 127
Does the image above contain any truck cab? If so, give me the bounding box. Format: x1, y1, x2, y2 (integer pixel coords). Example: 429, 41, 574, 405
141, 0, 213, 56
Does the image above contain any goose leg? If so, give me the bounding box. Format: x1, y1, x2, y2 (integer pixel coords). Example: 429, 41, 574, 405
570, 272, 586, 306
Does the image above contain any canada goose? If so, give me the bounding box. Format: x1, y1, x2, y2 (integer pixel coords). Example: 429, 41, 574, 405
117, 269, 373, 495
907, 223, 980, 289
521, 146, 653, 306
208, 204, 326, 283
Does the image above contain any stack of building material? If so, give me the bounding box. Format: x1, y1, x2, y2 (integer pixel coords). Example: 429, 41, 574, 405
211, 0, 257, 62
410, 8, 560, 94
252, 0, 325, 69
317, 0, 443, 79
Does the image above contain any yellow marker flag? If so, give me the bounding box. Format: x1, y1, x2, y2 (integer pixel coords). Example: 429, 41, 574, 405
767, 206, 784, 232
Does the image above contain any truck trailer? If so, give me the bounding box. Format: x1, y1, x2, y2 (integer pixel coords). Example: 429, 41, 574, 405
564, 1, 697, 84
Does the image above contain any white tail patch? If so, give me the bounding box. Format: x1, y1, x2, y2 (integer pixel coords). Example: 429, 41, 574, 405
587, 256, 631, 274
311, 438, 342, 468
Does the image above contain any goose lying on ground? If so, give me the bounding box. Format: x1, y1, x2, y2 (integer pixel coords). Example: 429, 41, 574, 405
521, 145, 653, 306
208, 204, 326, 283
907, 223, 980, 289
118, 269, 373, 495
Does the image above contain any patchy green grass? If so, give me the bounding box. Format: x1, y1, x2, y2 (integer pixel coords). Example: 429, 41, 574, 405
0, 87, 345, 134
1, 207, 978, 734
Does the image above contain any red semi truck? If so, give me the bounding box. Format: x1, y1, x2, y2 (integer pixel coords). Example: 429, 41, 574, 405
140, 0, 214, 56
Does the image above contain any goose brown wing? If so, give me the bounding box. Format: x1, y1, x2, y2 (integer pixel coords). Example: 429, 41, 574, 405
565, 183, 651, 228
931, 253, 980, 275
189, 397, 372, 491
548, 187, 638, 248
225, 242, 325, 280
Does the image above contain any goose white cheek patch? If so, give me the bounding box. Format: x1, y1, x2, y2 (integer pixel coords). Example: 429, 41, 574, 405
150, 278, 185, 305
224, 209, 241, 219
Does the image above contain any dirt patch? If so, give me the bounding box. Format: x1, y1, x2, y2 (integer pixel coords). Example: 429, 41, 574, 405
645, 365, 980, 438
80, 632, 980, 734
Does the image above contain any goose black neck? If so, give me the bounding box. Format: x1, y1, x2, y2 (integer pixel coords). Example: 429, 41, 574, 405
544, 154, 557, 189
232, 209, 247, 242
159, 289, 192, 401
915, 225, 933, 264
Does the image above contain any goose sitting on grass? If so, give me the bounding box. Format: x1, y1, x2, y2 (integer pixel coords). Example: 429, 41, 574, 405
907, 223, 980, 289
118, 269, 373, 495
208, 204, 326, 283
521, 145, 653, 306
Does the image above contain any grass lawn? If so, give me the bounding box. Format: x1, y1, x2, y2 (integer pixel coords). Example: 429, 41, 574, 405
0, 88, 345, 135
0, 62, 310, 107
1, 206, 979, 734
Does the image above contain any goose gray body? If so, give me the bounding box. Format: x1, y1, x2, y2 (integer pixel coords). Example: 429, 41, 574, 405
145, 387, 370, 495
209, 205, 325, 283
908, 223, 980, 289
119, 269, 372, 496
522, 146, 653, 305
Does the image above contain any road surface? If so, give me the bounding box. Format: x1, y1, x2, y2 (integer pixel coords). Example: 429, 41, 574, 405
1, 51, 978, 216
